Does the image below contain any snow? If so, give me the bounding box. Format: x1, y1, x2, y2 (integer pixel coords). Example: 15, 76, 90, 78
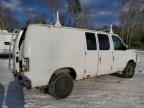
0, 51, 144, 108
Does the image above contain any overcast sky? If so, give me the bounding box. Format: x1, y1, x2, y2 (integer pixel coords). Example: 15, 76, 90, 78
0, 0, 143, 28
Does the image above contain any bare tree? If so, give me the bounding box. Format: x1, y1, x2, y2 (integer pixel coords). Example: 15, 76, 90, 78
67, 0, 82, 27
119, 0, 144, 47
75, 8, 91, 29
44, 0, 63, 20
0, 6, 19, 31
24, 9, 46, 26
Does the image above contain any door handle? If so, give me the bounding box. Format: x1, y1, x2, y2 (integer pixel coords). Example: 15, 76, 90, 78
113, 56, 114, 61
99, 57, 101, 63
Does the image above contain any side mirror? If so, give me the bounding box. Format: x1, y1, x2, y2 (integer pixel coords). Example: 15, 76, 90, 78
126, 45, 129, 49
123, 44, 129, 50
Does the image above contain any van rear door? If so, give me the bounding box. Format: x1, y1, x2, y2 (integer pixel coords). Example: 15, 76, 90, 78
9, 30, 23, 73
85, 32, 98, 78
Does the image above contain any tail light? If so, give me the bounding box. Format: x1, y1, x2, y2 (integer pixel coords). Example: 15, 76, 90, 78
22, 58, 29, 72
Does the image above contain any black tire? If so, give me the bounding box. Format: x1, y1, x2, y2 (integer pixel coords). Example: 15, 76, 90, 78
48, 73, 74, 99
122, 62, 136, 78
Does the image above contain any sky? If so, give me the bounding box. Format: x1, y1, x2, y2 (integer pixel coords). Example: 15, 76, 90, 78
0, 0, 143, 28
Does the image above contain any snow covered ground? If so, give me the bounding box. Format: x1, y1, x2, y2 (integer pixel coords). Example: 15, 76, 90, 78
0, 51, 144, 108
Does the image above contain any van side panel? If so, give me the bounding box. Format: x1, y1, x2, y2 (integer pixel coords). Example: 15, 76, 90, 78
51, 28, 85, 79
23, 25, 85, 87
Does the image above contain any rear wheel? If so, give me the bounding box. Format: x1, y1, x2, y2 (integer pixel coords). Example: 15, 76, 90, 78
48, 73, 74, 99
122, 62, 136, 78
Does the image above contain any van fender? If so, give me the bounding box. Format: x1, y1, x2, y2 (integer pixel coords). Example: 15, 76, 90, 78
52, 67, 77, 80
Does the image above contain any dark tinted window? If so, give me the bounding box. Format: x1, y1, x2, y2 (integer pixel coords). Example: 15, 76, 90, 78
85, 32, 97, 50
98, 34, 110, 50
112, 36, 126, 50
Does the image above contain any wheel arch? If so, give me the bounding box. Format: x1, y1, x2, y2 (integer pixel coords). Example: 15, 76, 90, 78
52, 67, 77, 80
128, 59, 136, 64
127, 59, 136, 67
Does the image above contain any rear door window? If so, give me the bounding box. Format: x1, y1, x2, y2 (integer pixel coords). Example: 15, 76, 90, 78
85, 32, 97, 50
98, 34, 110, 50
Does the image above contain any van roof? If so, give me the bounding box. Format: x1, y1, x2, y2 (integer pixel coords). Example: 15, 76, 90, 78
28, 24, 118, 36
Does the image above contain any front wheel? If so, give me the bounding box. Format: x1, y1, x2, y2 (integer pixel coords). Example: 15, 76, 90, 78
48, 73, 74, 99
122, 62, 136, 78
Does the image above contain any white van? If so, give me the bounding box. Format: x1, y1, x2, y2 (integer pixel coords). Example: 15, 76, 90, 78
0, 30, 13, 56
10, 24, 137, 99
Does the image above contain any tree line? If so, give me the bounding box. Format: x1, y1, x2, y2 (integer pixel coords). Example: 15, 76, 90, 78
0, 0, 144, 48
117, 0, 144, 48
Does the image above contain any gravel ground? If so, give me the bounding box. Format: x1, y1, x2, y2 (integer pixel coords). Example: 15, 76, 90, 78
0, 51, 144, 108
